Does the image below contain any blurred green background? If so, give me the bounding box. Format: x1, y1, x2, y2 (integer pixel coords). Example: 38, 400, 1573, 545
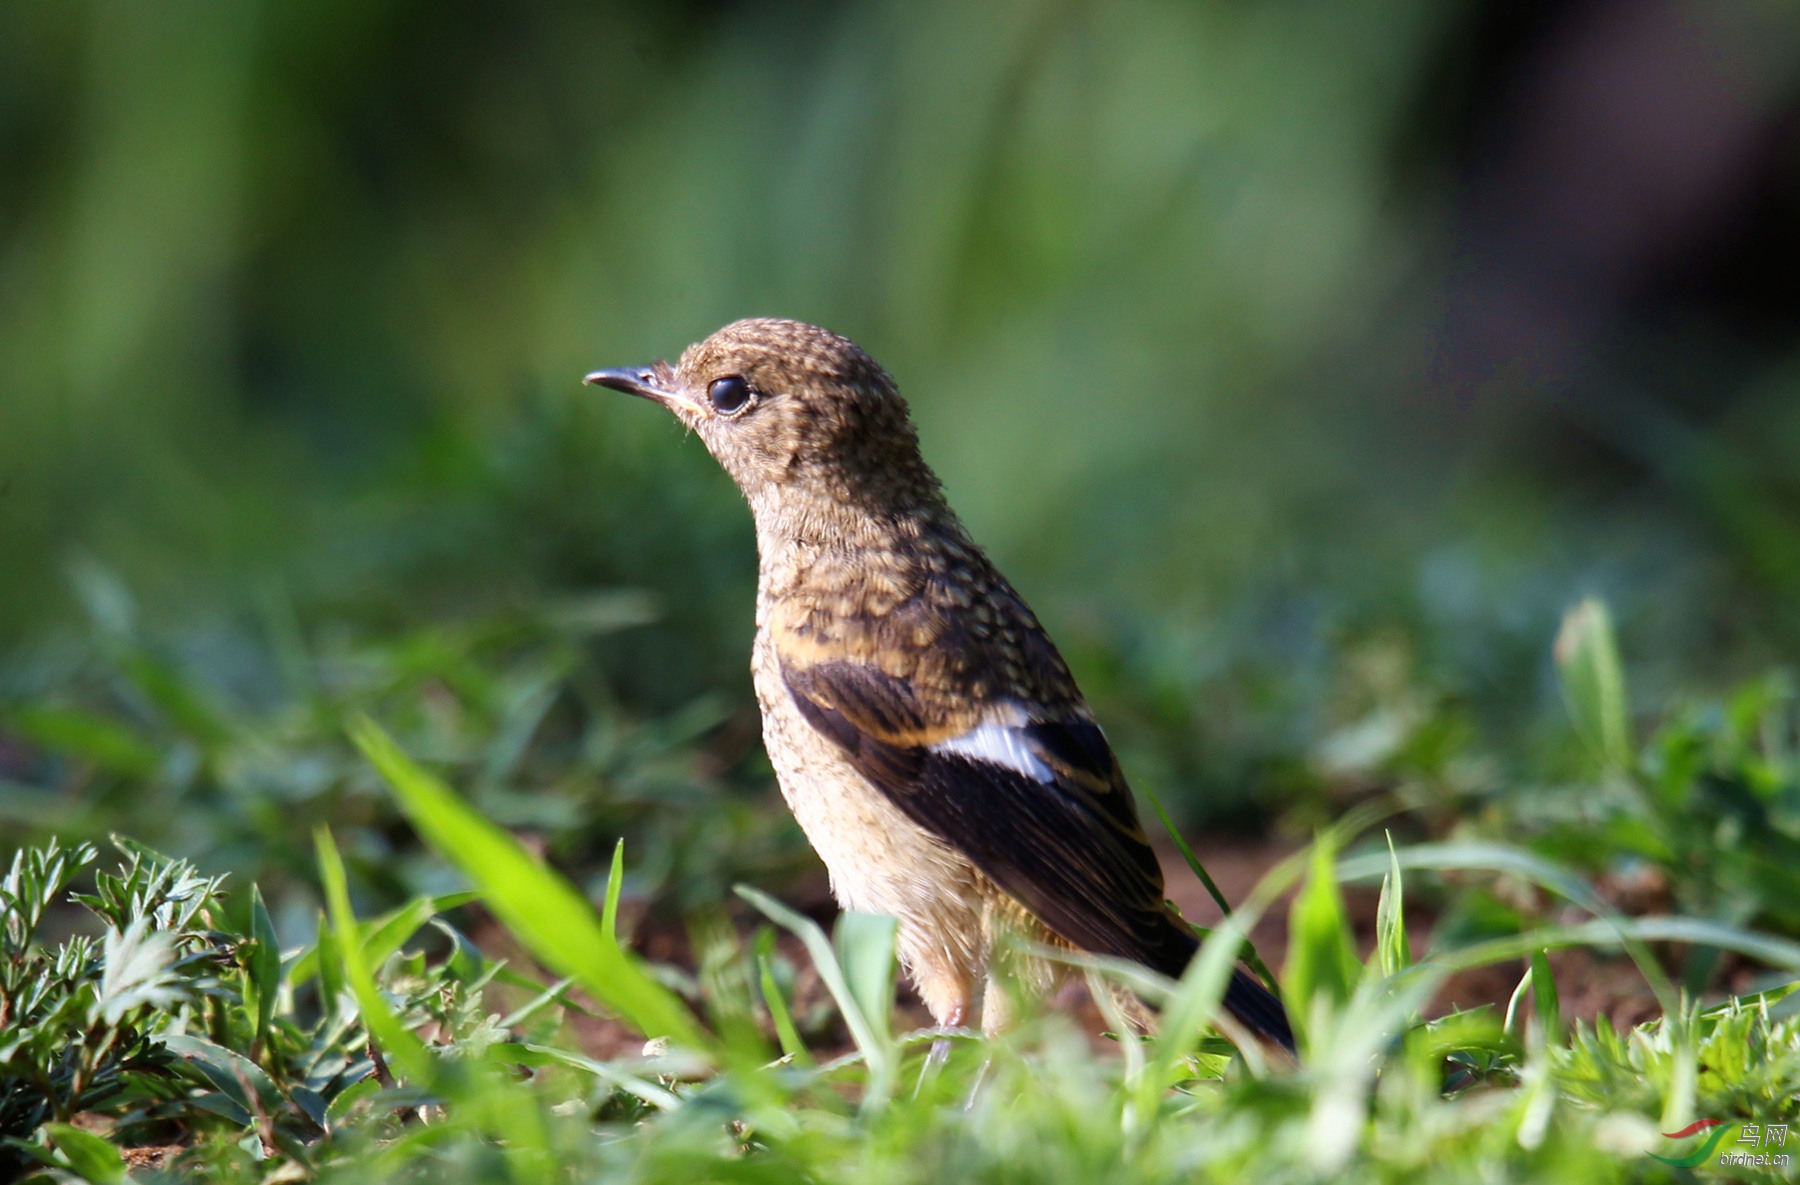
5, 0, 1800, 926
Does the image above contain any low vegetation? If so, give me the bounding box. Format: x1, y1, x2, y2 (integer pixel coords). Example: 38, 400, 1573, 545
3, 599, 1800, 1182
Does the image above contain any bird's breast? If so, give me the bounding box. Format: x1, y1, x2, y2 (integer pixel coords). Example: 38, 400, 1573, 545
748, 626, 985, 928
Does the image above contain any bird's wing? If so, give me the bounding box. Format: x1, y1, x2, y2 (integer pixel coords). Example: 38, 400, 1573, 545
780, 657, 1193, 975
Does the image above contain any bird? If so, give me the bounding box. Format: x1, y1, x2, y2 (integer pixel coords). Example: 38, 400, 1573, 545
585, 317, 1292, 1052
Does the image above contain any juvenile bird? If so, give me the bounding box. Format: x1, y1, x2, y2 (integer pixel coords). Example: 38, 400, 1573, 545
586, 318, 1291, 1051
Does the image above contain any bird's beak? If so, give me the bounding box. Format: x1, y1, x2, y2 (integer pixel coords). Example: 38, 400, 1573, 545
582, 366, 709, 418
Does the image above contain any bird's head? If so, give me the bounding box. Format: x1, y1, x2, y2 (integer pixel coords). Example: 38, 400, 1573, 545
586, 318, 940, 515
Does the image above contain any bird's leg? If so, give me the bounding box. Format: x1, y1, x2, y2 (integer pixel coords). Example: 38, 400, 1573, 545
910, 954, 973, 1037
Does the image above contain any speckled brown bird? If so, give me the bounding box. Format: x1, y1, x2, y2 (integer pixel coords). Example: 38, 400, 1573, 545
586, 317, 1291, 1051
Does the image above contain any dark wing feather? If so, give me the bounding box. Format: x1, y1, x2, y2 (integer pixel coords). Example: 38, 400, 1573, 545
782, 659, 1185, 975
781, 657, 1294, 1052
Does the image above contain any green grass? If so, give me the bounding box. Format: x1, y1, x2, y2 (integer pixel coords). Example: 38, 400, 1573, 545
6, 780, 1800, 1183
4, 599, 1800, 1181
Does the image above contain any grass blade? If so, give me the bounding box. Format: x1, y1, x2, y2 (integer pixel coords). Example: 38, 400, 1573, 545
492, 1044, 681, 1111
736, 885, 894, 1103
1285, 834, 1360, 1047
1373, 832, 1410, 980
248, 883, 281, 1053
350, 715, 711, 1053
497, 976, 577, 1030
835, 911, 897, 1049
1142, 779, 1278, 993
602, 838, 625, 942
1336, 840, 1677, 1012
1555, 597, 1632, 773
757, 946, 813, 1068
1531, 948, 1561, 1041
1432, 916, 1800, 979
314, 827, 434, 1083
287, 890, 480, 988
1136, 841, 1321, 1115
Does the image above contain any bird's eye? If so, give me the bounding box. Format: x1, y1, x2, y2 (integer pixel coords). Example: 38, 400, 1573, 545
708, 375, 753, 415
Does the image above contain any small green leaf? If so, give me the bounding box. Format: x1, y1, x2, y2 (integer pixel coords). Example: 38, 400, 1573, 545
361, 891, 481, 970
601, 839, 625, 944
323, 1074, 381, 1131
1503, 965, 1532, 1038
1285, 834, 1360, 1043
95, 918, 181, 1024
835, 911, 897, 1049
290, 1085, 328, 1129
1374, 832, 1410, 979
1555, 598, 1632, 773
164, 1033, 286, 1117
42, 1123, 130, 1185
248, 884, 281, 1050
429, 917, 488, 983
488, 963, 595, 1015
183, 1090, 254, 1125
314, 910, 344, 1013
1530, 948, 1560, 1041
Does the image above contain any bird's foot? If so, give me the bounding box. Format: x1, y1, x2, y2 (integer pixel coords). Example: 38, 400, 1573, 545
911, 1002, 972, 1098
914, 1037, 951, 1098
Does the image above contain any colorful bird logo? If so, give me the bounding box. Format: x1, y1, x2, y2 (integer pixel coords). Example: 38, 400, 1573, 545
1649, 1119, 1733, 1167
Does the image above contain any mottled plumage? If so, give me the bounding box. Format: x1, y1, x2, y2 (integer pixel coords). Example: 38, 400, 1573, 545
586, 318, 1291, 1051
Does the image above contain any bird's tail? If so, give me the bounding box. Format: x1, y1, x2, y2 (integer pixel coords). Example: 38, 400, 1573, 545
1153, 921, 1295, 1053
1221, 967, 1294, 1053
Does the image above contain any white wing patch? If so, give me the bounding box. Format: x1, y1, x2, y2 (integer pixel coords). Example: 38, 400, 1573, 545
932, 720, 1054, 784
